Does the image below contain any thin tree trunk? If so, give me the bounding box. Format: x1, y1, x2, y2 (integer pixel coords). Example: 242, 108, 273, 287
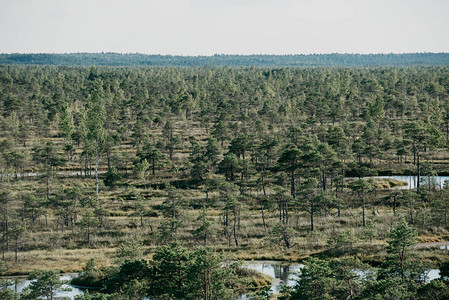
362, 196, 366, 227
233, 208, 239, 247
291, 170, 296, 199
311, 197, 314, 231
445, 205, 448, 227
5, 203, 8, 251
95, 149, 99, 202
14, 238, 18, 263
46, 174, 50, 201
393, 195, 397, 215
87, 224, 91, 246
261, 202, 267, 233
261, 165, 266, 196
417, 152, 420, 190
152, 158, 155, 175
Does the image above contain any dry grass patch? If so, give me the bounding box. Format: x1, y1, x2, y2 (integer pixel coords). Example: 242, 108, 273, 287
1, 248, 116, 275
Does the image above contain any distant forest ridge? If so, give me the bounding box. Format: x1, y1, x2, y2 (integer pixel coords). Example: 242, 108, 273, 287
1, 52, 449, 67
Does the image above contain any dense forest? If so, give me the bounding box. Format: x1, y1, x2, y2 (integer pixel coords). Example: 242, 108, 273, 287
1, 64, 449, 299
1, 52, 449, 67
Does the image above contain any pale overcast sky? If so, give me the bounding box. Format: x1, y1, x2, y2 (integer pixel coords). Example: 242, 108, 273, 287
0, 0, 448, 55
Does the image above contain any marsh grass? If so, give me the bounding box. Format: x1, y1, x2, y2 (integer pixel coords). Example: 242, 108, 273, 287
2, 125, 449, 276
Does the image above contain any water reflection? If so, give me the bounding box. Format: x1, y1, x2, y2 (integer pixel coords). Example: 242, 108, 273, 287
2, 262, 442, 299
362, 176, 449, 190
237, 261, 303, 299
3, 274, 84, 298
238, 260, 442, 299
427, 269, 440, 281
440, 244, 449, 250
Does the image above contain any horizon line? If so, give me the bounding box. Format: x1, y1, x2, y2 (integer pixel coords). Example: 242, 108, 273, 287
2, 52, 449, 57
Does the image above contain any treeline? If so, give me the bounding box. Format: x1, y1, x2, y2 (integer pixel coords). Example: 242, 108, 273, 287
1, 52, 449, 67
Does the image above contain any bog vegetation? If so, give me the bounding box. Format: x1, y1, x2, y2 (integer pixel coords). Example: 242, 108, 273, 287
1, 64, 449, 298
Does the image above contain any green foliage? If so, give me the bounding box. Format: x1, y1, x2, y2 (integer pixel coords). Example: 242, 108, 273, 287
21, 270, 63, 300
361, 221, 378, 243
440, 260, 449, 280
379, 220, 424, 282
148, 244, 233, 299
205, 137, 220, 166
74, 292, 117, 300
277, 144, 302, 173
251, 286, 272, 300
361, 277, 415, 300
114, 238, 144, 264
79, 210, 100, 246
103, 166, 121, 187
70, 259, 105, 288
150, 243, 190, 298
103, 259, 150, 295
416, 279, 449, 299
0, 286, 19, 300
59, 104, 75, 144
2, 63, 449, 300
327, 229, 356, 255
86, 84, 106, 147
218, 153, 239, 181
289, 257, 368, 300
137, 142, 165, 175
272, 222, 294, 248
349, 179, 373, 194
193, 208, 214, 246
184, 247, 233, 300
32, 142, 66, 171
190, 161, 209, 182
134, 159, 149, 182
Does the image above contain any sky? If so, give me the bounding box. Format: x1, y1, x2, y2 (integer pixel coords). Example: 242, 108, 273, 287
0, 0, 448, 55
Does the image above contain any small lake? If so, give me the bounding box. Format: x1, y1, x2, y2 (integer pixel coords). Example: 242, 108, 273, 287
361, 176, 449, 190
428, 269, 441, 281
239, 260, 441, 298
238, 260, 303, 299
4, 273, 84, 298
